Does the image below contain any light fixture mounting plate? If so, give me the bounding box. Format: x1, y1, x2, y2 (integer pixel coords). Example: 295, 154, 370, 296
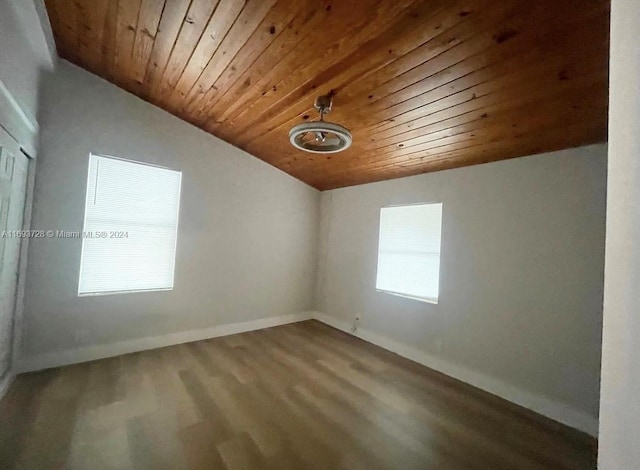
314, 95, 333, 116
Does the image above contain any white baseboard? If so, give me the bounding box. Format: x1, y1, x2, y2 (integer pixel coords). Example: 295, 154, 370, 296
0, 369, 15, 402
17, 311, 314, 373
312, 311, 599, 437
14, 310, 598, 436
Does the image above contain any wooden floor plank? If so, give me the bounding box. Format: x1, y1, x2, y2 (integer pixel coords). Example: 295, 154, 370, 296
0, 320, 596, 469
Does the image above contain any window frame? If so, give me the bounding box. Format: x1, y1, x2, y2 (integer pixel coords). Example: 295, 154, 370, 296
77, 153, 182, 297
375, 201, 443, 305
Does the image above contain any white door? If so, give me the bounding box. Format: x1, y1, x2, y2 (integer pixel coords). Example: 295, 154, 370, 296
0, 125, 29, 378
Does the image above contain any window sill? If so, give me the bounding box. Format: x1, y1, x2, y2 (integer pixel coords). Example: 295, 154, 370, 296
78, 287, 173, 297
376, 289, 438, 305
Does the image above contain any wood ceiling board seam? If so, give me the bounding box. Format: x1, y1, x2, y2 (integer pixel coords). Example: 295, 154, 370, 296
368, 4, 611, 124
47, 0, 80, 62
368, 98, 607, 162
332, 0, 529, 112
213, 0, 449, 129
367, 72, 601, 145
142, 0, 193, 99
367, 77, 607, 150
361, 53, 606, 149
313, 125, 606, 190
138, 0, 191, 98
233, 0, 518, 149
217, 2, 343, 121
214, 8, 387, 131
227, 0, 463, 145
348, 122, 607, 183
44, 0, 610, 189
268, 60, 604, 170
319, 110, 607, 179
344, 0, 604, 130
165, 0, 246, 109
154, 0, 222, 107
334, 0, 605, 135
113, 0, 144, 88
100, 0, 119, 82
274, 65, 606, 171
367, 41, 608, 138
187, 0, 317, 124
367, 68, 607, 145
300, 88, 606, 176
398, 124, 607, 170
173, 0, 279, 118
366, 21, 536, 119
76, 0, 110, 74
192, 0, 330, 125
129, 0, 167, 90
222, 0, 425, 143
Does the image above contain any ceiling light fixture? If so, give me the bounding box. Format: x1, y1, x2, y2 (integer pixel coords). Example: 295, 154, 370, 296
289, 95, 352, 154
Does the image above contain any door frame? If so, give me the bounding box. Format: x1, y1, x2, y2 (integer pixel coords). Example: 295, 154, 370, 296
0, 77, 38, 400
10, 148, 36, 374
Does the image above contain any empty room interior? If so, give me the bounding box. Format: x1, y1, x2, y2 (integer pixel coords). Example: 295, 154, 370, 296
0, 0, 637, 468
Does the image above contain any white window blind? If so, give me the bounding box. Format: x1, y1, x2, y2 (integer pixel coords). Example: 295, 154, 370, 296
376, 203, 443, 303
78, 154, 182, 296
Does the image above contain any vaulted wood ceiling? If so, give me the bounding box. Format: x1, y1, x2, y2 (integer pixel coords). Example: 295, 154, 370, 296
44, 0, 609, 190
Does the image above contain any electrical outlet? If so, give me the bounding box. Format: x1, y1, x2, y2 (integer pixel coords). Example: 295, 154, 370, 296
351, 314, 361, 333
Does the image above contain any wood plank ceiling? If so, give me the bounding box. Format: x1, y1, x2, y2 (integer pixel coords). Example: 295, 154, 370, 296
44, 0, 610, 190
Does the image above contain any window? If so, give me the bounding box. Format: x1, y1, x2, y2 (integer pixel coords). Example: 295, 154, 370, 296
78, 154, 182, 296
376, 203, 443, 304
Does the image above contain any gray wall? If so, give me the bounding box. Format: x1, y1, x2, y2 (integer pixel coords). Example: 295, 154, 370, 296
0, 0, 50, 124
316, 144, 607, 427
21, 61, 319, 360
599, 0, 640, 466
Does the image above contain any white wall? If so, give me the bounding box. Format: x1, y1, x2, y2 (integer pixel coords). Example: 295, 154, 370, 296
316, 144, 607, 435
0, 0, 53, 127
0, 0, 54, 398
598, 0, 640, 466
20, 61, 319, 365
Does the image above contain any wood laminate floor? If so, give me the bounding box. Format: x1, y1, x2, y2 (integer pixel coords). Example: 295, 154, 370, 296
0, 320, 596, 469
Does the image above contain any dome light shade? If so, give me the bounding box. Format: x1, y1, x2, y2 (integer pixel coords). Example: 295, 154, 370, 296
289, 94, 352, 154
289, 121, 352, 153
